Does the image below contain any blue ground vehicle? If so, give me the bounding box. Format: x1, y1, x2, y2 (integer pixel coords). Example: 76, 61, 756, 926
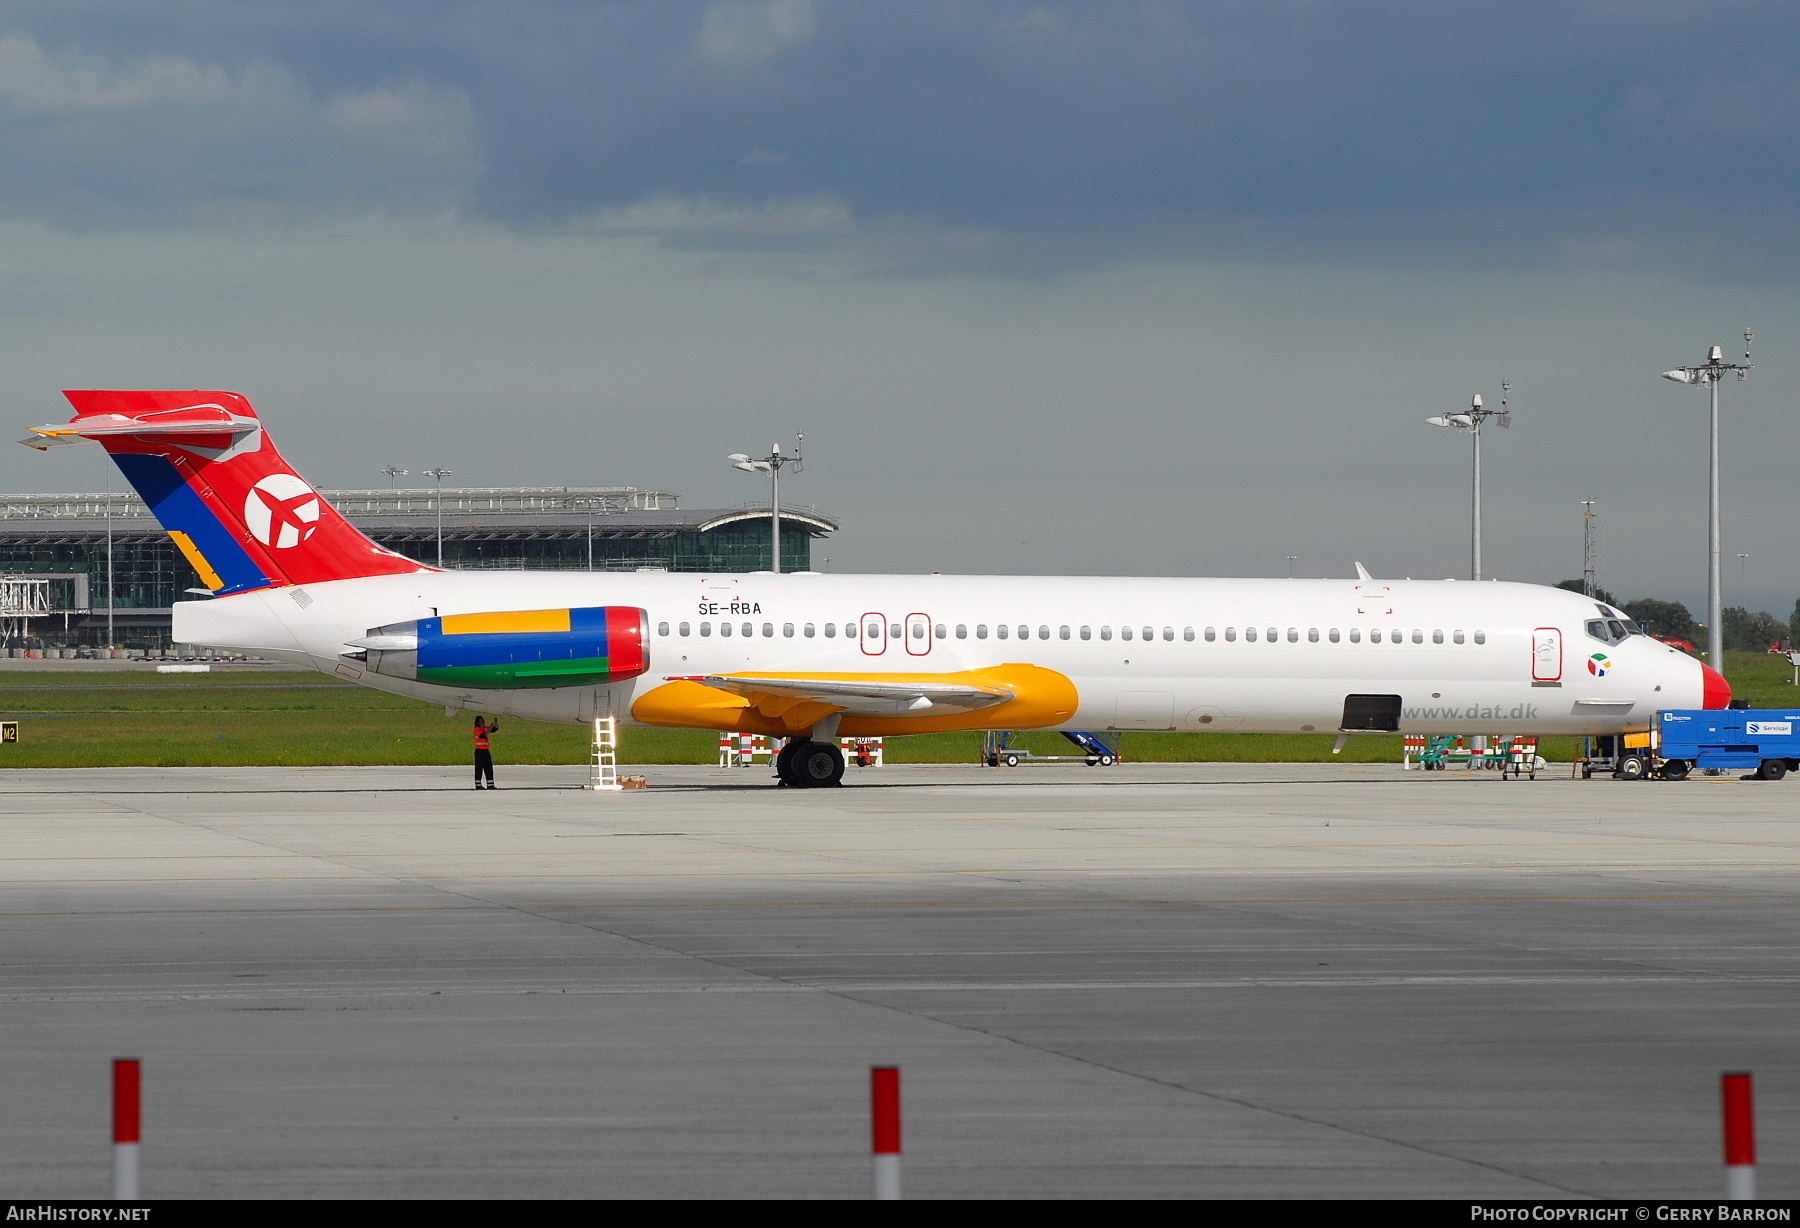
1653, 709, 1800, 781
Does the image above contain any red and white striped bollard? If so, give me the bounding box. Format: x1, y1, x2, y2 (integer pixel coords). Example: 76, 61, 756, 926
112, 1058, 140, 1200
871, 1065, 901, 1200
1723, 1071, 1755, 1200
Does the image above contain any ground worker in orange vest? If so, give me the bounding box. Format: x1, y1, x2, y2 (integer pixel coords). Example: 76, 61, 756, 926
473, 716, 500, 789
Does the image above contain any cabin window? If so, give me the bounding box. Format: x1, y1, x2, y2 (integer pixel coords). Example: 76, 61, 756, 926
911, 622, 925, 640
1140, 627, 1152, 641
890, 623, 902, 639
977, 624, 988, 639
1101, 626, 1113, 641
1411, 629, 1423, 644
1018, 625, 1030, 640
1224, 627, 1237, 641
1369, 628, 1381, 643
1390, 628, 1402, 643
1080, 626, 1092, 640
1122, 626, 1135, 641
1453, 630, 1464, 644
1039, 625, 1051, 640
1328, 628, 1340, 642
935, 623, 947, 639
1473, 630, 1487, 644
804, 623, 815, 638
956, 624, 968, 639
1286, 627, 1299, 643
1059, 626, 1071, 640
1183, 627, 1195, 642
997, 624, 1009, 640
656, 621, 669, 637
1204, 626, 1216, 642
762, 623, 774, 637
1245, 627, 1257, 642
866, 622, 882, 640
782, 623, 794, 638
1348, 628, 1360, 643
744, 622, 755, 637
823, 622, 836, 638
1266, 627, 1278, 642
1432, 629, 1444, 644
1308, 628, 1319, 642
679, 622, 691, 637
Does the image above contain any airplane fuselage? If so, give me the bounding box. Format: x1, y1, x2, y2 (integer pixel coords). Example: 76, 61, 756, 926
174, 570, 1706, 737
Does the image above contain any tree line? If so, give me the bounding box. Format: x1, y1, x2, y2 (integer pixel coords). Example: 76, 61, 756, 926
1556, 581, 1796, 653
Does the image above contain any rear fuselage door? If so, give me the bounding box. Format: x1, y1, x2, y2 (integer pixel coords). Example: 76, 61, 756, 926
1533, 627, 1562, 682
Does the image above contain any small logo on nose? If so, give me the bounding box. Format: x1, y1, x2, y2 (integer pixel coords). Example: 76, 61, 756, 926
1587, 653, 1612, 677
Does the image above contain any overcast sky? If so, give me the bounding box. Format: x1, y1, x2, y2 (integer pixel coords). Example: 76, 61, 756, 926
1, 1, 1796, 612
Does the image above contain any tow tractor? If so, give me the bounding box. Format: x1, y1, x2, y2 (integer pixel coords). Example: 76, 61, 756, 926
1648, 708, 1800, 781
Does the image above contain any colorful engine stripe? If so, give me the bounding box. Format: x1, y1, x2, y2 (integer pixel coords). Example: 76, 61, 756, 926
373, 606, 650, 690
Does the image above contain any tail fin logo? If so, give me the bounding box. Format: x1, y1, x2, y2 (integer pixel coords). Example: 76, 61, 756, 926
245, 474, 322, 549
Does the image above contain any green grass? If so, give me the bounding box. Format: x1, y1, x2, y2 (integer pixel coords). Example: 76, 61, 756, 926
1, 653, 1787, 768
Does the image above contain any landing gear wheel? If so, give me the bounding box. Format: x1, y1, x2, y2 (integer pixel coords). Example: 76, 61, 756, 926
1758, 759, 1788, 781
775, 739, 801, 786
1659, 759, 1691, 781
795, 740, 846, 788
1617, 754, 1648, 781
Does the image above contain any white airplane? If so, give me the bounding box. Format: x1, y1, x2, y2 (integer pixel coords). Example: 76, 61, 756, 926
22, 390, 1730, 786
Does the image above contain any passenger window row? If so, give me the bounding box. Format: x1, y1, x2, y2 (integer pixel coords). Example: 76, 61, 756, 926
651, 620, 1488, 645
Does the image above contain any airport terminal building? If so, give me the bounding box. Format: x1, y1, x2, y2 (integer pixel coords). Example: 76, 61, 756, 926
0, 486, 837, 648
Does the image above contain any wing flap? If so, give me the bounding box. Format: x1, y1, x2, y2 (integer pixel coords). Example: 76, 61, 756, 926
692, 673, 1015, 716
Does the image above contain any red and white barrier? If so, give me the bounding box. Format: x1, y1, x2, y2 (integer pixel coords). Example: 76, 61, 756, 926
1402, 734, 1426, 769
871, 1065, 901, 1200
112, 1058, 140, 1200
1723, 1071, 1756, 1199
717, 733, 774, 767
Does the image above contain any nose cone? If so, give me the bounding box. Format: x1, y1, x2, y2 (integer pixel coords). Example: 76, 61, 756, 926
1701, 662, 1732, 709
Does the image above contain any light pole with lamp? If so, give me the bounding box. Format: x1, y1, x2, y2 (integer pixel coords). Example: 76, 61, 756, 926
1661, 332, 1752, 668
423, 468, 453, 568
1426, 381, 1512, 581
380, 466, 408, 490
728, 435, 804, 574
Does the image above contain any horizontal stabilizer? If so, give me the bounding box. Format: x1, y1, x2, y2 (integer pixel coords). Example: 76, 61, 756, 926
20, 404, 258, 450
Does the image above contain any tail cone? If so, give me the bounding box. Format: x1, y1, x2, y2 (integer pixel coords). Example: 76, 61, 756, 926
1702, 663, 1732, 709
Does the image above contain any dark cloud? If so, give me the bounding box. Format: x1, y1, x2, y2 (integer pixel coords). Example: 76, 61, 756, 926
0, 1, 1795, 271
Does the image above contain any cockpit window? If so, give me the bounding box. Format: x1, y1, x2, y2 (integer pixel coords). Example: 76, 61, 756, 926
1586, 618, 1636, 646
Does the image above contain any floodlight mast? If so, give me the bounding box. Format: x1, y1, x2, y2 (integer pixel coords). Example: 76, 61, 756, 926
1425, 381, 1512, 581
727, 435, 804, 573
1660, 331, 1753, 668
423, 468, 453, 568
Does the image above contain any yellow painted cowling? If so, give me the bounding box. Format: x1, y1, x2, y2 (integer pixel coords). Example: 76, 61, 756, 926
630, 664, 1079, 736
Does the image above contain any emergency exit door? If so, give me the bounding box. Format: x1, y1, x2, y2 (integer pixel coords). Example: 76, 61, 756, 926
905, 612, 932, 656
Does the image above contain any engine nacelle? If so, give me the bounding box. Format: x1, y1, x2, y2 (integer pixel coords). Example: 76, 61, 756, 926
346, 606, 649, 690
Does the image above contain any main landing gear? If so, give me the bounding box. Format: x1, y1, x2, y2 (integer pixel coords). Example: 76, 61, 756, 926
775, 738, 846, 788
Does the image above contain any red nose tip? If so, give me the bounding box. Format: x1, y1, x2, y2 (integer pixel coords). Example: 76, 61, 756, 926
1701, 662, 1732, 709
